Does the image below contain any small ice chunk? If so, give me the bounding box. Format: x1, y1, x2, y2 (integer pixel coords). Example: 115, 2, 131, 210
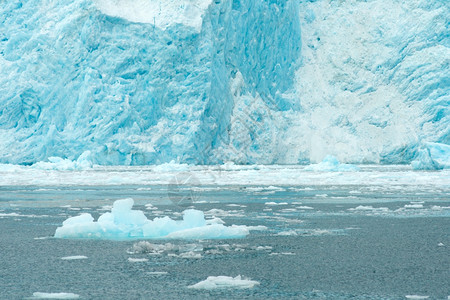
269, 252, 295, 256
254, 246, 272, 251
237, 225, 267, 231
145, 203, 158, 210
147, 271, 168, 275
179, 251, 202, 259
277, 230, 298, 236
438, 242, 444, 247
315, 194, 328, 197
188, 275, 259, 290
349, 190, 362, 194
0, 213, 21, 217
265, 202, 288, 206
296, 206, 314, 210
128, 258, 149, 262
31, 292, 80, 299
348, 206, 389, 212
404, 204, 423, 209
431, 206, 450, 210
61, 256, 87, 260
305, 155, 360, 172
205, 217, 225, 225
32, 151, 92, 171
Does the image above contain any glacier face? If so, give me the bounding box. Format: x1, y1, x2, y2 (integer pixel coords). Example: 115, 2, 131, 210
286, 0, 449, 164
0, 0, 300, 165
0, 0, 448, 165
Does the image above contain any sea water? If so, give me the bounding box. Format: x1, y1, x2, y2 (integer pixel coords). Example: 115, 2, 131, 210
0, 167, 449, 299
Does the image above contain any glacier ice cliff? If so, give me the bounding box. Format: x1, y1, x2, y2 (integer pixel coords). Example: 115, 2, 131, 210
0, 0, 448, 165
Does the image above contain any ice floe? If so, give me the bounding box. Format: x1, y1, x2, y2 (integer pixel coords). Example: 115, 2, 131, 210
265, 202, 288, 206
60, 256, 87, 260
1, 165, 448, 190
32, 151, 93, 171
30, 292, 79, 299
348, 206, 390, 212
127, 258, 149, 263
188, 275, 259, 290
129, 241, 272, 257
304, 155, 360, 172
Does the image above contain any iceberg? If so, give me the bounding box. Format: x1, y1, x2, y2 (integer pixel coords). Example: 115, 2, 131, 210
188, 275, 260, 290
54, 198, 250, 240
411, 142, 450, 170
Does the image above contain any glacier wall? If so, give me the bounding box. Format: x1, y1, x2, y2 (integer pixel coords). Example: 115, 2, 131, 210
0, 0, 448, 165
284, 0, 449, 164
0, 0, 300, 165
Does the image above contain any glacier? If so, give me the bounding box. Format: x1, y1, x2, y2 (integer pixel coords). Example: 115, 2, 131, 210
0, 0, 448, 165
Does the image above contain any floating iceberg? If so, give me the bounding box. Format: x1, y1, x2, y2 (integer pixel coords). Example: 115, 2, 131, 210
304, 155, 360, 172
54, 199, 250, 240
188, 275, 260, 290
411, 142, 450, 170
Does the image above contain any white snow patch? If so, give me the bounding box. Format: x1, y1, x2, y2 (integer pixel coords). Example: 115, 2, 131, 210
94, 0, 212, 32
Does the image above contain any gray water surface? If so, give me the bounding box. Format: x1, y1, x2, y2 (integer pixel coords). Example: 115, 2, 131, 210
0, 185, 449, 299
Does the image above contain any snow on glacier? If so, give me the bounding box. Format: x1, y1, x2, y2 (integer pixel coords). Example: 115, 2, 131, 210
94, 0, 213, 32
54, 198, 250, 239
0, 0, 448, 165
